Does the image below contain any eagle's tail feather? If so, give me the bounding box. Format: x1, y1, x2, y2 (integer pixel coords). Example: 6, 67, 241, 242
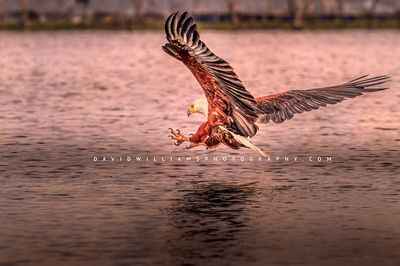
219, 126, 268, 157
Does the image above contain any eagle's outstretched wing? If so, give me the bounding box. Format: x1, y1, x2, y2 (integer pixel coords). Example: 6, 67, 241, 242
162, 11, 259, 137
256, 75, 390, 124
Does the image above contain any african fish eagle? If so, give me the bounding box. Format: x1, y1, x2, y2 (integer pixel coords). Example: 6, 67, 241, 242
162, 11, 390, 157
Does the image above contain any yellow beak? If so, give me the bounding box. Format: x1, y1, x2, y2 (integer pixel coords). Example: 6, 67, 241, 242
187, 106, 194, 117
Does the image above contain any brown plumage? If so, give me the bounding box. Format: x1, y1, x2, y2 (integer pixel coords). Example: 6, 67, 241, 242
163, 11, 390, 155
255, 75, 390, 124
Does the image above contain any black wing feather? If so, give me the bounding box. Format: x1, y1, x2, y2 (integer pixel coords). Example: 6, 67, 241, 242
256, 75, 390, 124
162, 11, 259, 137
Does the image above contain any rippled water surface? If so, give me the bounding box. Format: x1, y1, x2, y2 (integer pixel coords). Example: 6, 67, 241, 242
1, 30, 399, 265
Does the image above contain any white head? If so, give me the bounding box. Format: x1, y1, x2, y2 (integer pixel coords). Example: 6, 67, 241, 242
187, 99, 208, 117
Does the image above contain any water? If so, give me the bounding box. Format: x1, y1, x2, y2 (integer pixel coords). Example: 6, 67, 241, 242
0, 30, 399, 265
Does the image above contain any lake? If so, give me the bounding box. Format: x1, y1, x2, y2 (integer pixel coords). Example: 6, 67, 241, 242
0, 30, 399, 265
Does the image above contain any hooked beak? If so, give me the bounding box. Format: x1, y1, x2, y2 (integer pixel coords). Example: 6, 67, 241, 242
187, 106, 194, 117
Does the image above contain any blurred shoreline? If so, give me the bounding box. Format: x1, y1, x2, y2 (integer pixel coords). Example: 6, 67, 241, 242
1, 0, 400, 31
1, 19, 399, 31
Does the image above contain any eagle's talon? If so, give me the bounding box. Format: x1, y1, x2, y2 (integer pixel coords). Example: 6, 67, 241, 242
168, 128, 190, 146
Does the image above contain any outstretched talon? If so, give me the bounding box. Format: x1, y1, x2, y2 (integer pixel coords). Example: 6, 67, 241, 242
168, 128, 190, 146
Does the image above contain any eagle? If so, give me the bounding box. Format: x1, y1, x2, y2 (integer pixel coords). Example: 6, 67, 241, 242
162, 11, 390, 157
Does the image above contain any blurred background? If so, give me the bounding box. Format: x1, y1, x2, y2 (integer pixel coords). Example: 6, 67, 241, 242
0, 0, 400, 30
1, 1, 399, 266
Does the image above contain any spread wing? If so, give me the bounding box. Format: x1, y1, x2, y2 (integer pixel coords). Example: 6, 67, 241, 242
162, 11, 259, 137
256, 75, 390, 124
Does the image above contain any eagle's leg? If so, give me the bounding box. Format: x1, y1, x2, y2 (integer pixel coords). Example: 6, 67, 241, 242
185, 142, 203, 149
168, 128, 190, 146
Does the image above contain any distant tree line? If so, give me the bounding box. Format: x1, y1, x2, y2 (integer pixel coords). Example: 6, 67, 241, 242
0, 0, 398, 29
222, 0, 397, 29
